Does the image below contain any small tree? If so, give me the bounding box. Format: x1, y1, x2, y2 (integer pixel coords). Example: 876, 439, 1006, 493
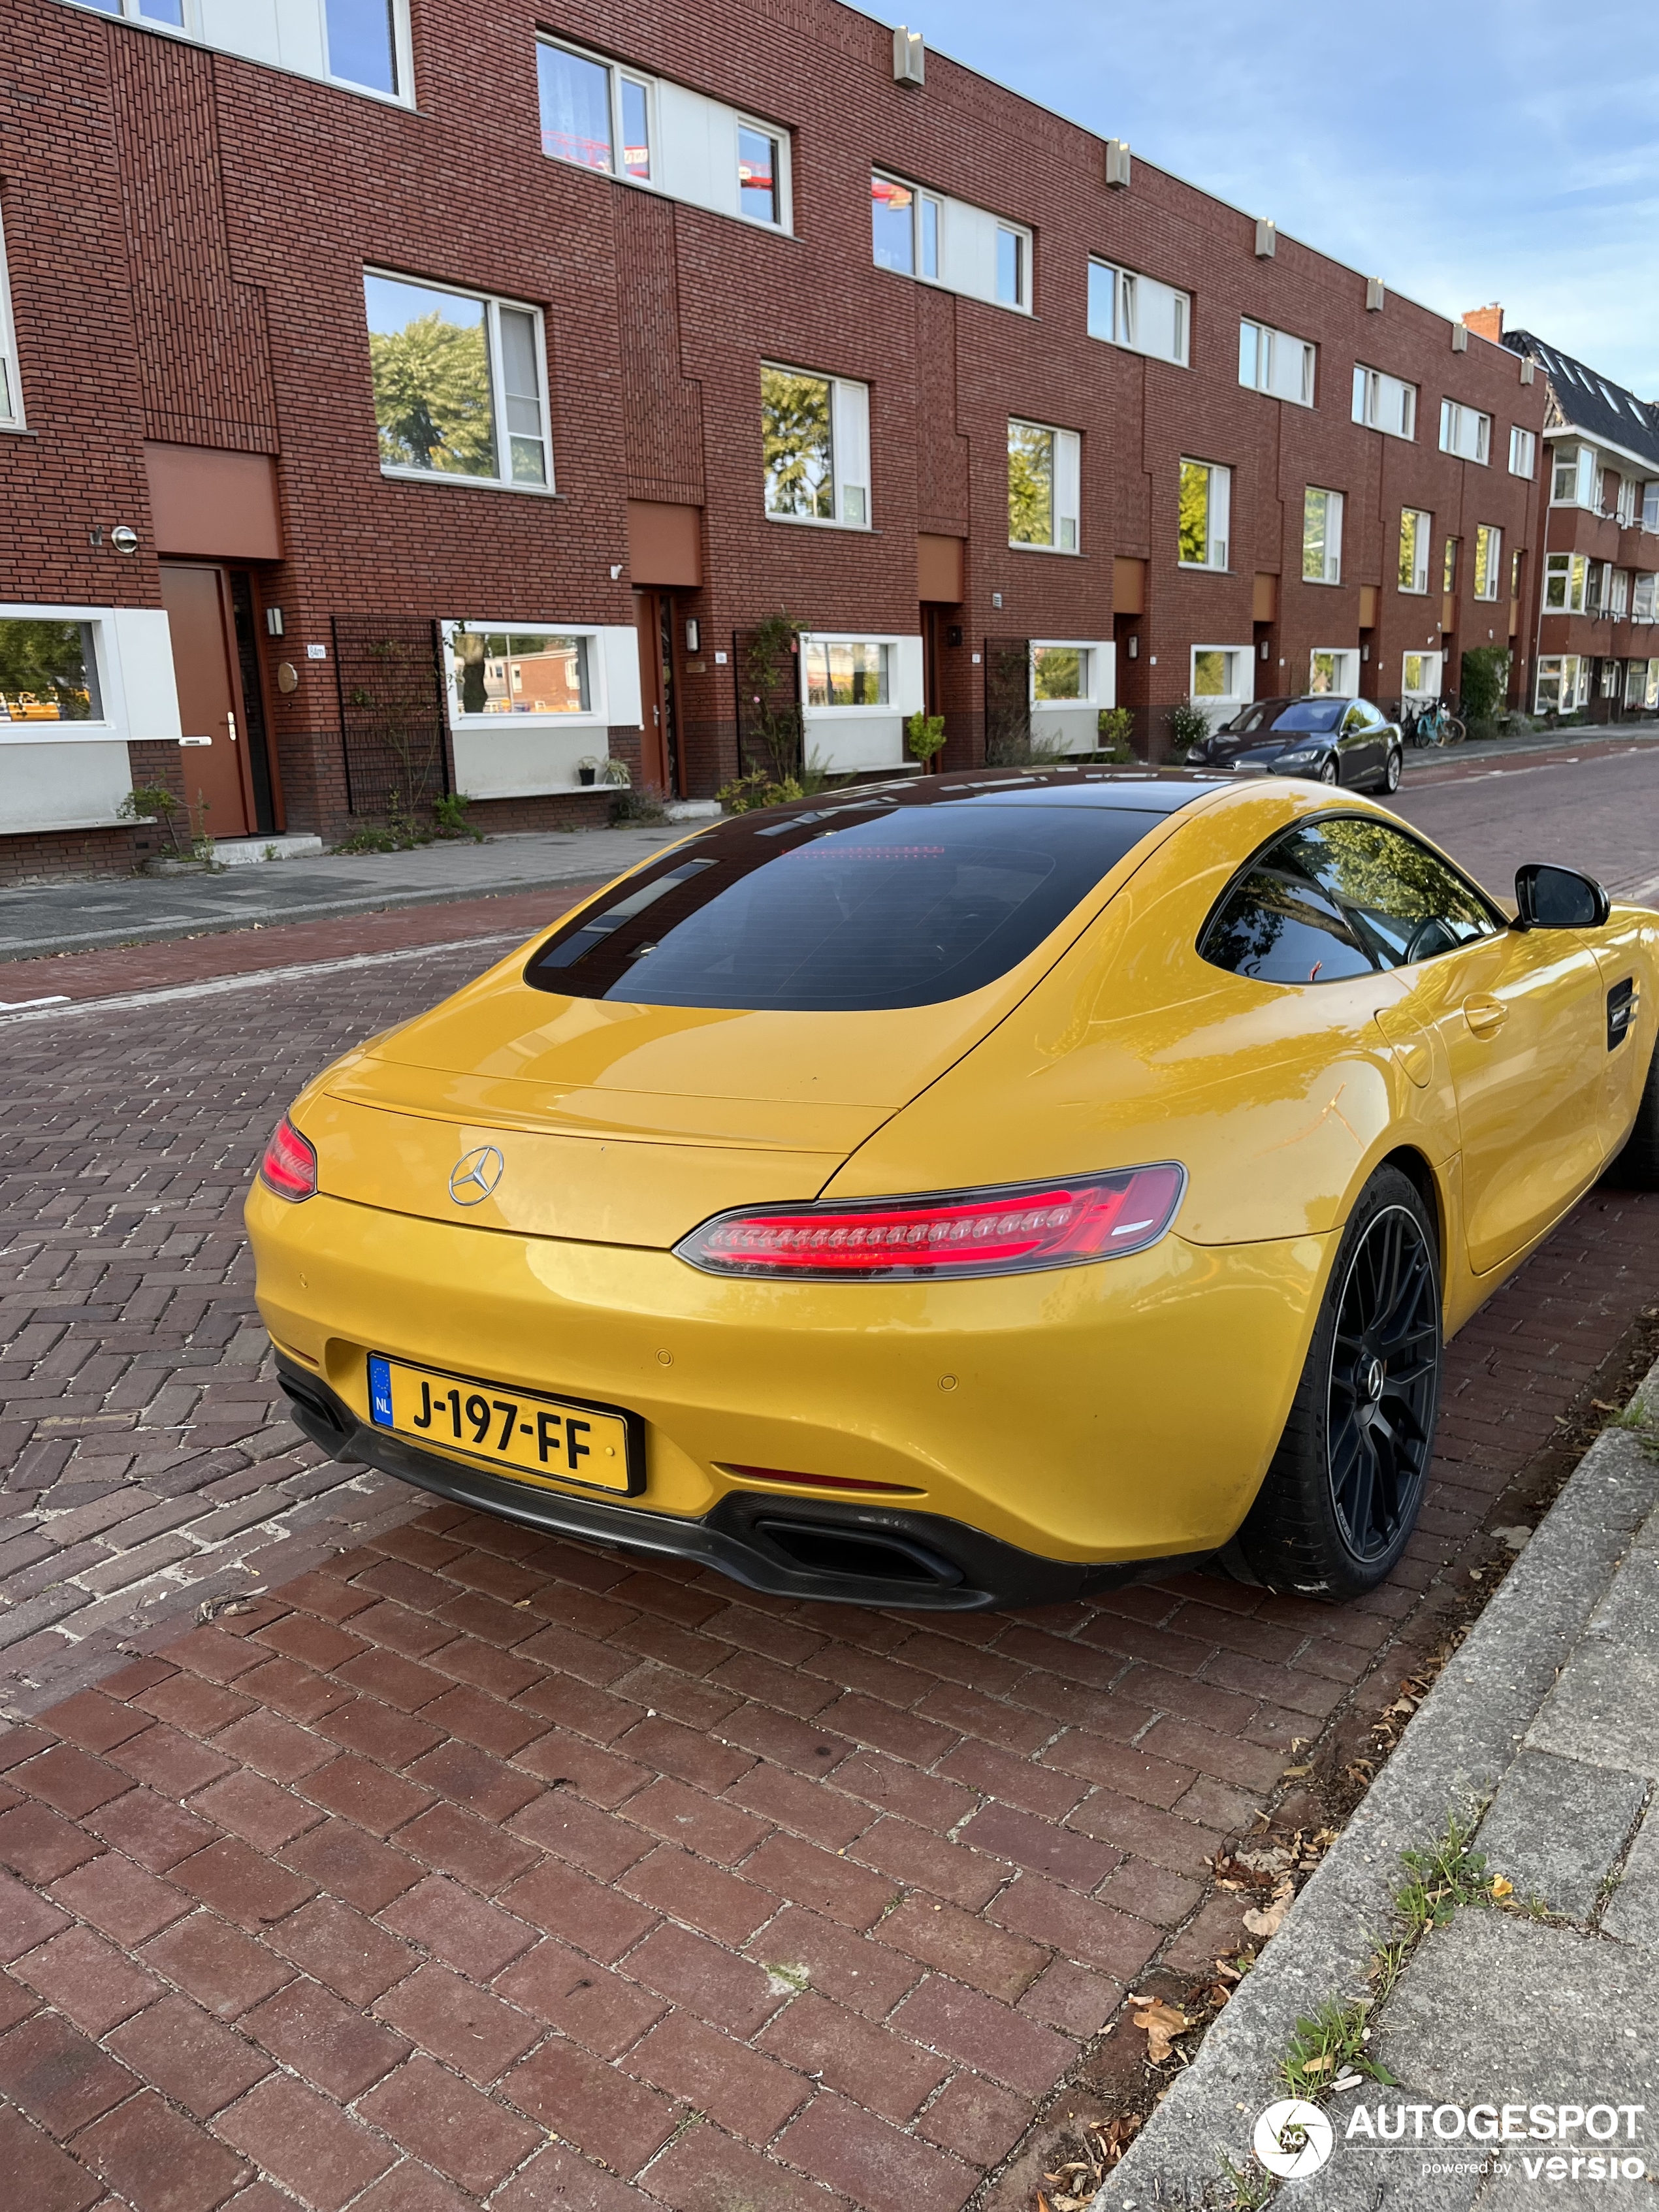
906, 711, 947, 766
1460, 647, 1510, 733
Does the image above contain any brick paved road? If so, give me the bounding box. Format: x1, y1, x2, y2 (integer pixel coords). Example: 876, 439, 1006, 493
2, 890, 1658, 2207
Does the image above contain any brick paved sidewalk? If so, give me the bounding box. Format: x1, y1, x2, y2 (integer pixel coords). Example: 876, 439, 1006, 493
5, 920, 1659, 2211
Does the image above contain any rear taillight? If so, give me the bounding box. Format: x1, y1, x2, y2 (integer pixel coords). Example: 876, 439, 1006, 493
259, 1116, 317, 1202
675, 1164, 1184, 1281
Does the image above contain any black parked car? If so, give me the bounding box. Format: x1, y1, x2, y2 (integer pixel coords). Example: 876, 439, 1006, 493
1185, 696, 1404, 793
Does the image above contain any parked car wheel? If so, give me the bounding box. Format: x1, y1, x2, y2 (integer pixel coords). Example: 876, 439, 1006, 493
1317, 757, 1339, 785
1381, 744, 1403, 793
1229, 1166, 1441, 1599
1609, 1038, 1659, 1189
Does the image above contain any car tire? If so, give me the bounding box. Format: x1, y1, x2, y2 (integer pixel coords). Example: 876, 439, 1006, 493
1607, 1038, 1659, 1189
1318, 757, 1339, 785
1381, 744, 1402, 793
1228, 1166, 1442, 1601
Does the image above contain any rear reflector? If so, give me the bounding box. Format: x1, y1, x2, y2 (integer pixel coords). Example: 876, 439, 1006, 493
259, 1116, 318, 1202
675, 1164, 1184, 1281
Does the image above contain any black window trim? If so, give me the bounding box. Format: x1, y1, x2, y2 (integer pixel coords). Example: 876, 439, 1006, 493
1196, 807, 1508, 986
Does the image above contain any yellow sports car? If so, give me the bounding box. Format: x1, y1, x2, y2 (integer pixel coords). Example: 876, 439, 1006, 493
248, 769, 1658, 1609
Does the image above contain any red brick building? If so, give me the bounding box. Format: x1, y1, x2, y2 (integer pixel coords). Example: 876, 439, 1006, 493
0, 0, 1551, 878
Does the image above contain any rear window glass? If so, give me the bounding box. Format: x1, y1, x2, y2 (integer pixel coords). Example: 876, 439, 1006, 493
524, 802, 1164, 1010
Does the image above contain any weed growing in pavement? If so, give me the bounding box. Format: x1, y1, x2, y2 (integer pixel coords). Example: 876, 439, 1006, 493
1279, 1997, 1394, 2100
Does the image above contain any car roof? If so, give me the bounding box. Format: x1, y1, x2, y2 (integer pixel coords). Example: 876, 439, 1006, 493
755, 767, 1227, 822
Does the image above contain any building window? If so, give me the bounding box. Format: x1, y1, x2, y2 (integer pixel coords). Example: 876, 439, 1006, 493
1178, 460, 1230, 570
1352, 365, 1417, 440
1473, 524, 1502, 601
1308, 649, 1358, 695
1031, 644, 1095, 701
1302, 487, 1343, 584
0, 617, 104, 724
537, 40, 651, 179
1439, 399, 1491, 464
762, 365, 869, 528
1240, 319, 1315, 406
1644, 483, 1659, 532
1191, 645, 1249, 707
1398, 508, 1431, 594
738, 124, 782, 225
1402, 651, 1443, 699
1543, 553, 1589, 615
0, 210, 19, 429
1617, 477, 1638, 527
804, 639, 890, 706
1552, 443, 1598, 507
325, 0, 398, 95
1534, 656, 1587, 714
443, 625, 593, 721
1599, 657, 1619, 698
365, 272, 551, 491
1443, 537, 1459, 594
1087, 261, 1189, 365
871, 174, 940, 279
1634, 574, 1658, 622
995, 225, 1030, 310
1610, 569, 1630, 617
1586, 560, 1605, 615
1508, 425, 1536, 477
1008, 421, 1080, 553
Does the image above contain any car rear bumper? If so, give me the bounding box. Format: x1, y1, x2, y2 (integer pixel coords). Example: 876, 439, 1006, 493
276, 1354, 1214, 1610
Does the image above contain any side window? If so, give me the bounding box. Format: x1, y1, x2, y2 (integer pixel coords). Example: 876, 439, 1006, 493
1281, 820, 1498, 969
1199, 856, 1376, 986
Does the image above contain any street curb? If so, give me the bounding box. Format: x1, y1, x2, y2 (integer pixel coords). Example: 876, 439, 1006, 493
1091, 1356, 1659, 2207
1398, 724, 1659, 777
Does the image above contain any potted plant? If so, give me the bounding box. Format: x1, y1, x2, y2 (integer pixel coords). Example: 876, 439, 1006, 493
577, 755, 601, 786
598, 758, 632, 787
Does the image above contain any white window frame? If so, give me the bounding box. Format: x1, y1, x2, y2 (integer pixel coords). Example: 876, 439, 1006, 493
1439, 398, 1491, 464
994, 223, 1033, 312
1643, 483, 1659, 533
1189, 643, 1252, 716
1352, 364, 1417, 440
439, 620, 611, 733
1617, 475, 1638, 527
761, 364, 871, 531
1534, 655, 1588, 714
870, 172, 943, 283
1551, 443, 1598, 509
1302, 487, 1344, 585
1610, 568, 1630, 617
366, 270, 554, 496
1508, 425, 1536, 478
1401, 650, 1443, 701
0, 601, 181, 749
1240, 319, 1315, 407
1473, 524, 1502, 603
1398, 507, 1432, 596
1633, 574, 1658, 623
1087, 259, 1189, 366
1178, 458, 1230, 572
536, 36, 656, 187
1008, 420, 1081, 554
0, 206, 20, 429
1543, 553, 1588, 615
1028, 641, 1103, 706
734, 115, 790, 232
1308, 649, 1359, 696
61, 0, 415, 107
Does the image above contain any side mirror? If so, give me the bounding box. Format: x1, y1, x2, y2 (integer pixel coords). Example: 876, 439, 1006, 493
1513, 863, 1611, 931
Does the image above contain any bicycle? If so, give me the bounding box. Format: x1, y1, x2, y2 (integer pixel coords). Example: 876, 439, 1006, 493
1404, 697, 1466, 748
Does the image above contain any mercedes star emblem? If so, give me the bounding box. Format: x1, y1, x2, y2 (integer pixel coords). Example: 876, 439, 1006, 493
448, 1144, 505, 1205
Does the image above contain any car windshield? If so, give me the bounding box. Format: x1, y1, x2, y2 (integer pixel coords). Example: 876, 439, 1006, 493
523, 801, 1168, 1010
1267, 701, 1345, 734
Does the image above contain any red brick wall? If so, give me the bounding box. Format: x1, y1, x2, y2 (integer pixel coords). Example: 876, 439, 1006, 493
1, 0, 1549, 873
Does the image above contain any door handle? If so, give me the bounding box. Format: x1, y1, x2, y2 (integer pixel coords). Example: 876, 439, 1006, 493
226, 709, 238, 743
1463, 994, 1508, 1037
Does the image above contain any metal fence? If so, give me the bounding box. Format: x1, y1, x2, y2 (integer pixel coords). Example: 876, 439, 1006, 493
332, 617, 451, 816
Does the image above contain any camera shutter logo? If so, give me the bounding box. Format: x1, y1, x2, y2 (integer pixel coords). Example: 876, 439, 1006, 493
449, 1146, 505, 1206
1253, 2100, 1334, 2179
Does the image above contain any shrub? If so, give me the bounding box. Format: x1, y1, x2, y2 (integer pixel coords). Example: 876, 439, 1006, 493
1166, 703, 1212, 756
1096, 705, 1135, 762
717, 769, 804, 813
432, 791, 483, 842
1460, 647, 1510, 728
906, 711, 947, 765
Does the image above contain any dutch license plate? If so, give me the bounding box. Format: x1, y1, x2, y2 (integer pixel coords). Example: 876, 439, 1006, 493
367, 1354, 641, 1495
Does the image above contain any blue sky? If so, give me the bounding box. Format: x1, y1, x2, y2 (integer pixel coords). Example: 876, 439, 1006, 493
868, 1, 1659, 397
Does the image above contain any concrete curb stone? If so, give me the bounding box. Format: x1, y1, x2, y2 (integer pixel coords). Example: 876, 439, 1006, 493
1091, 1357, 1659, 2207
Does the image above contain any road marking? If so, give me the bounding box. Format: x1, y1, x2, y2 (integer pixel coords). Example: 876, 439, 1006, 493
0, 932, 529, 1025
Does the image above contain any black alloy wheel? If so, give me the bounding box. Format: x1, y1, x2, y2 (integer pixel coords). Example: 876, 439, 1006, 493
1382, 743, 1403, 793
1325, 1204, 1438, 1562
1226, 1165, 1442, 1599
1317, 756, 1340, 785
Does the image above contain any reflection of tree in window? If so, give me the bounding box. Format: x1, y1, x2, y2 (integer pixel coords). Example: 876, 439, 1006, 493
1179, 462, 1210, 563
1008, 425, 1054, 545
762, 369, 833, 519
1285, 822, 1494, 967
1200, 867, 1374, 984
1033, 647, 1082, 700
368, 295, 494, 477
0, 620, 101, 722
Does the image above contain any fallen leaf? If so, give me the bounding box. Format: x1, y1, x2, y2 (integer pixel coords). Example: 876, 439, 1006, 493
1242, 1877, 1297, 1940
1233, 1844, 1293, 1874
1280, 1763, 1313, 1779
1300, 2051, 1334, 2076
1490, 1874, 1513, 1899
1130, 1998, 1188, 2063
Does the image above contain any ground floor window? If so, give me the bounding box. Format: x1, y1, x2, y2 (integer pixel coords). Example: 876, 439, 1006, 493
443, 624, 592, 721
0, 616, 105, 722
803, 638, 889, 706
1030, 643, 1097, 702
1401, 650, 1442, 699
1600, 658, 1620, 698
1191, 644, 1250, 713
1534, 656, 1588, 714
1308, 648, 1358, 695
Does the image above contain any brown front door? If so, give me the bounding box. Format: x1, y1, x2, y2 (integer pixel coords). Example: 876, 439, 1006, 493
159, 562, 255, 841
633, 589, 682, 795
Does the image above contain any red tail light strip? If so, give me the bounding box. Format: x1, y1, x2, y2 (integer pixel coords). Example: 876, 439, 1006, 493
675, 1164, 1185, 1281
259, 1116, 318, 1202
718, 1464, 923, 1495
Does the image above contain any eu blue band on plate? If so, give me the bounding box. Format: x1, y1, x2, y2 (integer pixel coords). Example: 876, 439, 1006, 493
368, 1354, 394, 1428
